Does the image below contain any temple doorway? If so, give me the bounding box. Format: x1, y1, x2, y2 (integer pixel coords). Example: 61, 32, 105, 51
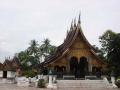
70, 57, 78, 75
78, 56, 88, 78
54, 65, 66, 78
3, 71, 7, 78
70, 56, 88, 78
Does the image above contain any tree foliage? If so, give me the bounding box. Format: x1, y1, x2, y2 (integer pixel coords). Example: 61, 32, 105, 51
40, 38, 56, 58
27, 40, 39, 57
92, 45, 105, 61
16, 38, 56, 71
99, 30, 116, 55
99, 30, 120, 76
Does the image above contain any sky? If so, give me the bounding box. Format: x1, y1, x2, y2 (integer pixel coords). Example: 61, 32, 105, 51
0, 0, 120, 62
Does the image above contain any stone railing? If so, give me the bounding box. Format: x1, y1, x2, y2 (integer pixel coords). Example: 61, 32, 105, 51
103, 76, 117, 88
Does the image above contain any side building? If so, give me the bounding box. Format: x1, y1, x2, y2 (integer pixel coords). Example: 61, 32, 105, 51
0, 57, 21, 79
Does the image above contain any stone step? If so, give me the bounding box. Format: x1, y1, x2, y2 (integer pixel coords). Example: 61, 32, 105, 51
58, 84, 108, 87
57, 80, 111, 89
58, 80, 105, 82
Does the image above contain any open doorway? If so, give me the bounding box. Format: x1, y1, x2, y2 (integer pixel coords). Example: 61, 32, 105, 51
3, 71, 7, 78
70, 56, 78, 75
78, 56, 88, 78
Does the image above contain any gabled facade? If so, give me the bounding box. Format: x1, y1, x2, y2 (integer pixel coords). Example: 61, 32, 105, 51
43, 17, 106, 78
0, 57, 21, 78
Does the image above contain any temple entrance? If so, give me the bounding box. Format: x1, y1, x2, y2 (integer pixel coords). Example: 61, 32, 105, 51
3, 71, 7, 78
78, 57, 88, 78
70, 56, 88, 78
54, 65, 66, 78
70, 57, 78, 75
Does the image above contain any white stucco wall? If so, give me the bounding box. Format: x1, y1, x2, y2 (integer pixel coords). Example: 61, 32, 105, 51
7, 71, 15, 78
0, 71, 3, 78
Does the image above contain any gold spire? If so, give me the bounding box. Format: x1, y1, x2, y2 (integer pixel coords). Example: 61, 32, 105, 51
77, 13, 81, 29
74, 18, 76, 27
70, 20, 73, 31
78, 13, 81, 24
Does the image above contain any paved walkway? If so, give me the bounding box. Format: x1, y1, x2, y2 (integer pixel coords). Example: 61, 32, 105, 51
0, 82, 119, 90
0, 83, 51, 90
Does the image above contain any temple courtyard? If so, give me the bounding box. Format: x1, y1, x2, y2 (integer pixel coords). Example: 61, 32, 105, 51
0, 81, 119, 90
0, 83, 48, 90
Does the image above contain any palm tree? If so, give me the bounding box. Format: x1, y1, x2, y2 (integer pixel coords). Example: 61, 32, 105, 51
40, 38, 51, 56
27, 40, 39, 56
27, 40, 40, 66
40, 38, 56, 61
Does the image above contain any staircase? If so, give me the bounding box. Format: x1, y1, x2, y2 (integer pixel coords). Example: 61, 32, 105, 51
57, 80, 114, 90
0, 78, 15, 84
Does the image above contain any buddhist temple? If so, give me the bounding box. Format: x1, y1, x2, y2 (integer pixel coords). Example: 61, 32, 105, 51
0, 57, 21, 78
43, 16, 106, 78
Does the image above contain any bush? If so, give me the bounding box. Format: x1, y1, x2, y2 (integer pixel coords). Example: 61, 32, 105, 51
115, 79, 120, 88
22, 70, 37, 78
38, 79, 45, 88
53, 80, 57, 83
104, 66, 120, 77
104, 66, 115, 76
117, 76, 120, 79
114, 68, 120, 77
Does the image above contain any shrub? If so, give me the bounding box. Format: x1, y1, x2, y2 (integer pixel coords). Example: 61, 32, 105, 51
115, 79, 120, 88
37, 79, 45, 88
22, 70, 37, 78
53, 80, 57, 83
117, 76, 120, 79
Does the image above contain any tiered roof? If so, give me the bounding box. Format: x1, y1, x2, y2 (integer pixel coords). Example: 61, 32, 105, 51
0, 57, 21, 71
43, 16, 105, 65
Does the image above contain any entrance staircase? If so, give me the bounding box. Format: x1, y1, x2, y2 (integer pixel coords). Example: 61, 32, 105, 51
57, 80, 115, 90
0, 78, 14, 84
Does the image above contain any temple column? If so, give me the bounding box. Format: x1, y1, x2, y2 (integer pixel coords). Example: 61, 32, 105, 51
65, 55, 70, 73
88, 57, 92, 73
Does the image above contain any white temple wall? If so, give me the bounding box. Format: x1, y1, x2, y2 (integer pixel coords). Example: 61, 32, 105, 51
0, 71, 3, 78
7, 71, 15, 78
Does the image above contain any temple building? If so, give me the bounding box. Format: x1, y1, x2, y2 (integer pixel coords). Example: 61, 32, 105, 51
0, 57, 21, 79
43, 16, 106, 78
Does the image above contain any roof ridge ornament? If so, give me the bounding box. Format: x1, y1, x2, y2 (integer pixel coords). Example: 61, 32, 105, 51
70, 20, 73, 31
77, 13, 81, 29
66, 28, 69, 38
74, 18, 76, 27
78, 13, 81, 24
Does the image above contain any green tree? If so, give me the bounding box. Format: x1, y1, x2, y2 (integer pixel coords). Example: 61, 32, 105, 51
27, 40, 40, 64
107, 33, 120, 66
92, 45, 105, 61
16, 40, 40, 70
99, 30, 120, 76
99, 30, 117, 63
16, 51, 30, 70
40, 38, 56, 58
27, 40, 39, 56
99, 30, 116, 54
15, 38, 56, 76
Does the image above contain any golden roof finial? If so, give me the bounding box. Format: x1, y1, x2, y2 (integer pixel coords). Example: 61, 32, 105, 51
74, 18, 76, 27
78, 12, 81, 24
70, 20, 73, 31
